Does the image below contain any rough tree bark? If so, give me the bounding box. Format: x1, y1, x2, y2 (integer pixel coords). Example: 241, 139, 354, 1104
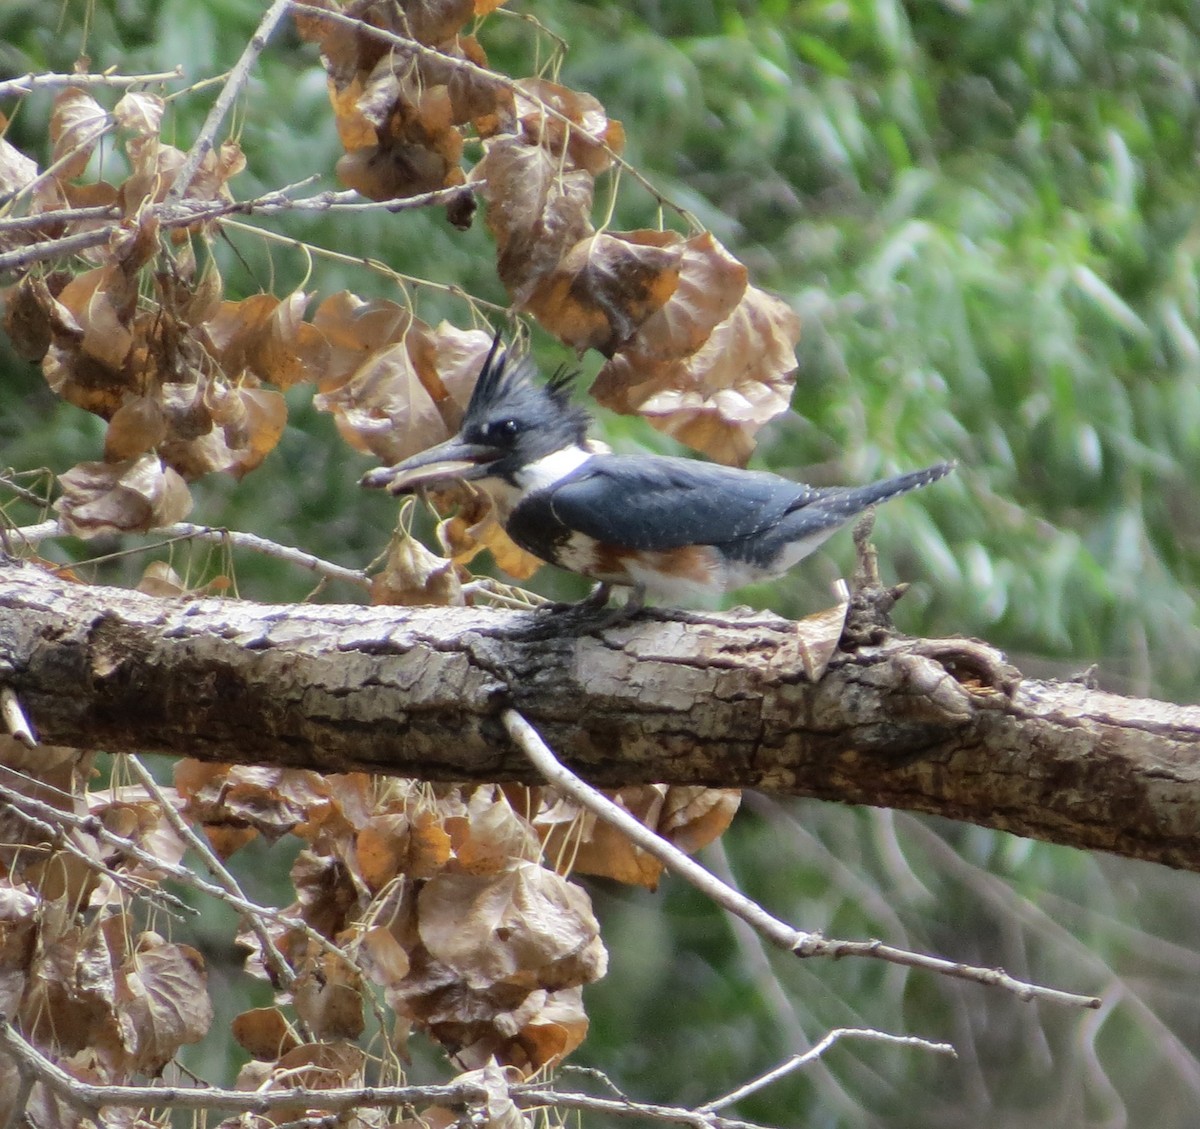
2, 555, 1199, 870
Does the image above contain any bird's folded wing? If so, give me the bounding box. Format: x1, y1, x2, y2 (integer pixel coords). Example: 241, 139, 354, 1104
535, 455, 817, 551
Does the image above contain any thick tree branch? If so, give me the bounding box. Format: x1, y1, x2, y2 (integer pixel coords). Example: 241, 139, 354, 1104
2, 556, 1198, 870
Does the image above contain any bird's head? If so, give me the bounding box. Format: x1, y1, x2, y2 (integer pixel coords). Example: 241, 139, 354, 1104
361, 334, 592, 494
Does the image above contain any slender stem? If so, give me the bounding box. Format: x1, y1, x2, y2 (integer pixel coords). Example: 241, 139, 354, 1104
0, 68, 184, 99
165, 0, 293, 203
121, 754, 297, 990
699, 1029, 955, 1112
501, 708, 1102, 1011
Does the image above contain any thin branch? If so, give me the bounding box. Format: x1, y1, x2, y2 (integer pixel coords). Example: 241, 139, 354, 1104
698, 1029, 956, 1113
0, 771, 195, 916
0, 1018, 770, 1128
12, 519, 370, 590
0, 205, 117, 232
165, 0, 294, 203
0, 181, 479, 275
0, 780, 337, 965
0, 68, 184, 100
121, 754, 297, 991
501, 708, 1101, 1011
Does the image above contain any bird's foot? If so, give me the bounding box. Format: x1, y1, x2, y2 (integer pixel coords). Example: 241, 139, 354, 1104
537, 581, 613, 616
535, 583, 647, 630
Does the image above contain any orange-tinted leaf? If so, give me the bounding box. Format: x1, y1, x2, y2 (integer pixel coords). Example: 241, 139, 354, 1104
591, 231, 748, 413
315, 318, 480, 464
522, 230, 682, 355
452, 786, 540, 875
55, 454, 192, 537
232, 1006, 300, 1061
434, 486, 546, 581
310, 291, 412, 392
514, 79, 624, 176
56, 264, 137, 372
658, 787, 741, 853
359, 924, 413, 990
635, 285, 802, 464
104, 395, 168, 461
537, 786, 666, 888
318, 341, 442, 462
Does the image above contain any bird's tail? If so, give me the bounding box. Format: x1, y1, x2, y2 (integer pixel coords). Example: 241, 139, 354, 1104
818, 461, 956, 518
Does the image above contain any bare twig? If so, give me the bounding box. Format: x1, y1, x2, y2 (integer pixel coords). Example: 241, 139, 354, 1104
0, 1017, 772, 1128
12, 520, 370, 591
0, 67, 184, 100
165, 0, 294, 203
0, 781, 331, 959
0, 181, 480, 275
500, 708, 1102, 1011
121, 754, 297, 991
699, 1028, 956, 1112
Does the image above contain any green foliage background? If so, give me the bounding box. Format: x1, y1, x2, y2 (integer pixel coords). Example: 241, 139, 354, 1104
4, 1, 1200, 1125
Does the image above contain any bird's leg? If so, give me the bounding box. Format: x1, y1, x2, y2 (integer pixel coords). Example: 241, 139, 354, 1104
590, 583, 647, 630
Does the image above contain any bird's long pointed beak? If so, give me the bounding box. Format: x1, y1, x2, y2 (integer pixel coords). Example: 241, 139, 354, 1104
360, 435, 502, 494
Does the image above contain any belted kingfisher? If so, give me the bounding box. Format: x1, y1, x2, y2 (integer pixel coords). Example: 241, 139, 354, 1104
362, 336, 954, 613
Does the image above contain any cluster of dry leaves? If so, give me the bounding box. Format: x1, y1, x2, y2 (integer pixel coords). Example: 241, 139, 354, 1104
1, 0, 800, 553
0, 0, 797, 1117
0, 733, 736, 1123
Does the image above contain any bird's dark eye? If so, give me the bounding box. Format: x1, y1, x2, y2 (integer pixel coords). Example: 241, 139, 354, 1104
491, 419, 519, 440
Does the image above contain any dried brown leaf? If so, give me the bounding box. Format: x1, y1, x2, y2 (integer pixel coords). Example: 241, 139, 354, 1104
56, 264, 137, 372
232, 1006, 300, 1061
371, 526, 465, 607
104, 395, 168, 461
358, 924, 412, 988
522, 230, 682, 355
293, 947, 365, 1040
0, 888, 38, 1016
50, 88, 109, 181
514, 79, 624, 176
355, 809, 452, 889
418, 861, 606, 991
114, 934, 212, 1074
337, 139, 457, 199
1, 274, 76, 362
452, 1062, 531, 1129
448, 787, 540, 875
55, 454, 192, 537
658, 787, 741, 854
635, 285, 801, 464
434, 485, 546, 580
472, 135, 595, 301
311, 291, 412, 391
315, 317, 482, 464
113, 91, 165, 136
0, 136, 38, 197
591, 231, 748, 412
